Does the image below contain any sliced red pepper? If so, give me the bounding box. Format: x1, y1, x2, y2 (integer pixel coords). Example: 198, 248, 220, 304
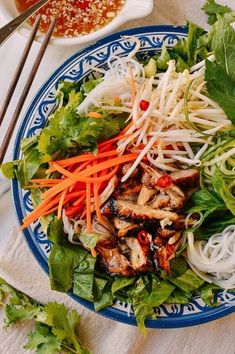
155, 175, 172, 188
139, 99, 150, 111
137, 231, 150, 245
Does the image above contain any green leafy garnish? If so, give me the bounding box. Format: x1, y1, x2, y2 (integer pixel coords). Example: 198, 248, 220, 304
0, 278, 90, 354
202, 0, 234, 25
24, 323, 61, 354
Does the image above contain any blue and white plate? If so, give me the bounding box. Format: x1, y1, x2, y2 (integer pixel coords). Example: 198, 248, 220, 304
12, 26, 235, 328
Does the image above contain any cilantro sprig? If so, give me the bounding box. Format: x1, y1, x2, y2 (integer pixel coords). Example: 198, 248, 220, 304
0, 278, 90, 354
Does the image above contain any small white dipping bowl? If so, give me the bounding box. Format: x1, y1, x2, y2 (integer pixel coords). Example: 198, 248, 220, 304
0, 0, 153, 46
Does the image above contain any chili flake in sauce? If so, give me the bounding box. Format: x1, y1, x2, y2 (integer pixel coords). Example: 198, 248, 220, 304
15, 0, 126, 38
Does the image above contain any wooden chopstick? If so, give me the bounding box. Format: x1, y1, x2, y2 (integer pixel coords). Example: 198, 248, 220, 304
0, 15, 41, 126
0, 18, 56, 165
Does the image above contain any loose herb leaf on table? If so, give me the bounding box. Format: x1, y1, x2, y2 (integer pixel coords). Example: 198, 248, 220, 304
0, 278, 90, 354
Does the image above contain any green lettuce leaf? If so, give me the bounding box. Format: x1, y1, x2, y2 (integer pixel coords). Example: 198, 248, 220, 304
200, 283, 220, 306
169, 256, 188, 278
79, 233, 99, 250
130, 278, 156, 335
111, 277, 136, 295
144, 277, 175, 307
73, 254, 96, 301
94, 284, 113, 311
169, 269, 204, 293
166, 288, 192, 304
48, 244, 87, 292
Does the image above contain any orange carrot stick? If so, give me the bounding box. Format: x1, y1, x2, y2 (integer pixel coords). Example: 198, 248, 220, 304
57, 189, 67, 220
42, 154, 136, 200
86, 182, 92, 233
87, 112, 103, 119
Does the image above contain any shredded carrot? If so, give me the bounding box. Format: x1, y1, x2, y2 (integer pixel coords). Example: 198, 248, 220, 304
98, 133, 133, 148
42, 165, 119, 202
91, 248, 97, 257
19, 150, 139, 231
87, 111, 103, 119
46, 150, 118, 173
72, 193, 87, 206
86, 181, 92, 233
42, 155, 136, 200
57, 189, 67, 220
93, 164, 102, 223
66, 195, 86, 216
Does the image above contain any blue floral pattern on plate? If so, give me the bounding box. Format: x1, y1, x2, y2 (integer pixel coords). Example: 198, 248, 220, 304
12, 26, 235, 328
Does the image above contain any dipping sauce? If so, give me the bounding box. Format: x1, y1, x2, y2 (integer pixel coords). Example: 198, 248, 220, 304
15, 0, 126, 38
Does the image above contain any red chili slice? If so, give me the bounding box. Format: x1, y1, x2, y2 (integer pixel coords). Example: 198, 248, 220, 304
139, 99, 150, 111
156, 175, 172, 188
137, 231, 150, 245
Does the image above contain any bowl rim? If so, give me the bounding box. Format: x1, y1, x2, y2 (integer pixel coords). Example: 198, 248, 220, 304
0, 0, 153, 46
12, 24, 235, 328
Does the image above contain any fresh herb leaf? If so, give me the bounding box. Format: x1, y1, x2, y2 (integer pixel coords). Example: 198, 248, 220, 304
24, 323, 61, 354
47, 218, 66, 245
173, 22, 205, 66
212, 169, 235, 214
81, 78, 102, 94
45, 302, 87, 354
202, 0, 233, 25
0, 278, 44, 327
0, 161, 19, 179
0, 278, 90, 353
194, 212, 235, 239
155, 44, 171, 70
210, 18, 235, 81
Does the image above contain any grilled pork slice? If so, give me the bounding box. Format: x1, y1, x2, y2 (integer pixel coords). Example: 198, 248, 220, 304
140, 162, 161, 187
157, 228, 175, 239
170, 169, 199, 189
150, 193, 170, 209
154, 246, 170, 273
113, 217, 143, 237
115, 178, 142, 202
108, 199, 179, 223
98, 247, 133, 276
137, 185, 156, 206
125, 237, 150, 271
165, 185, 185, 211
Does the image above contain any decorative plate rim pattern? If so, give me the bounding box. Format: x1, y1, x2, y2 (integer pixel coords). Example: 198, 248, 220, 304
12, 25, 235, 329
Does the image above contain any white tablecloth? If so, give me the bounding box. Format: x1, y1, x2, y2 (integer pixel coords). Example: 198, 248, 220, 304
0, 1, 234, 353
